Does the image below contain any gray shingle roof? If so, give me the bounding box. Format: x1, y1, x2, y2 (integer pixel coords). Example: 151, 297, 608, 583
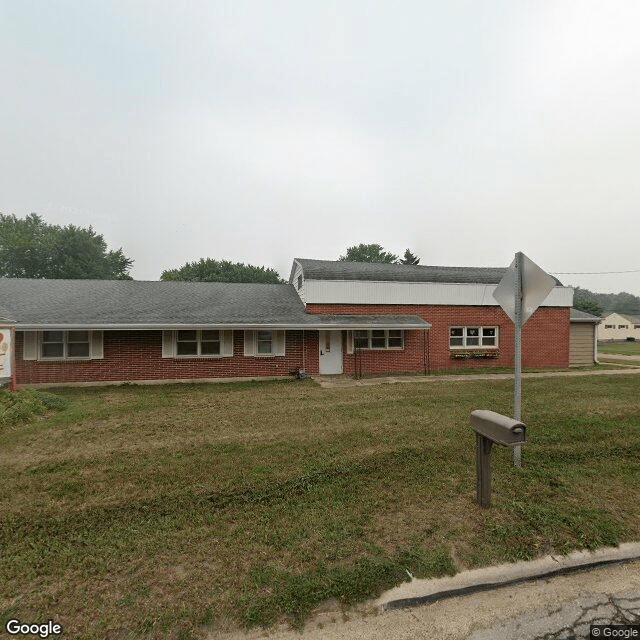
293, 258, 564, 286
601, 312, 640, 323
0, 279, 429, 330
570, 308, 602, 323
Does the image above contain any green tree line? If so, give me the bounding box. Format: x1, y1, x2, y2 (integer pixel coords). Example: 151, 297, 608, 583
0, 213, 133, 279
572, 286, 640, 317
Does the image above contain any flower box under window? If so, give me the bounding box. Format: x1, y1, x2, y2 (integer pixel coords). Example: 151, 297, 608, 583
450, 350, 500, 359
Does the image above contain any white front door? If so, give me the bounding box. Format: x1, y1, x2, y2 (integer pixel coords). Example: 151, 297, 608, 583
319, 330, 343, 374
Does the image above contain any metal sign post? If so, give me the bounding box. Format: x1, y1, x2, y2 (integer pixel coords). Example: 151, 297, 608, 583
513, 252, 523, 466
493, 253, 555, 467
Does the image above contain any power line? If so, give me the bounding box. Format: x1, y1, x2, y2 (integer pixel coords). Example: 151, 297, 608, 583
549, 269, 640, 275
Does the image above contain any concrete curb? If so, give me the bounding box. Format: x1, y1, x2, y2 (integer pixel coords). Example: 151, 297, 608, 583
376, 543, 640, 612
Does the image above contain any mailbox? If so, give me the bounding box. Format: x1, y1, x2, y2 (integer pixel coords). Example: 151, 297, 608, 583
471, 410, 526, 508
470, 410, 526, 447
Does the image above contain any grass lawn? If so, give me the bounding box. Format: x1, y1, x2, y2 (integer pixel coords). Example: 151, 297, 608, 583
598, 341, 640, 356
1, 375, 639, 639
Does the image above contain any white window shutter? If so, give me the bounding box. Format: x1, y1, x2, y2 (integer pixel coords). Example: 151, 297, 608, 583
222, 330, 234, 357
274, 330, 286, 356
23, 331, 38, 360
162, 330, 175, 358
243, 330, 255, 356
346, 331, 354, 354
90, 331, 104, 359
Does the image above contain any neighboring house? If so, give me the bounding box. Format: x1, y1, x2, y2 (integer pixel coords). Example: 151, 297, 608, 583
0, 258, 575, 387
597, 312, 640, 342
569, 308, 601, 365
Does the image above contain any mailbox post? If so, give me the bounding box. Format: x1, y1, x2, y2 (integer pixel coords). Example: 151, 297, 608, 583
470, 410, 526, 508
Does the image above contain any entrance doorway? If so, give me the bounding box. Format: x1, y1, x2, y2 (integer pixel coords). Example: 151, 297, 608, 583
319, 330, 343, 374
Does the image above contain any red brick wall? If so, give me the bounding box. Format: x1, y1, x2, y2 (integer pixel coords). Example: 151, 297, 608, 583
14, 305, 570, 384
306, 304, 570, 374
15, 330, 320, 385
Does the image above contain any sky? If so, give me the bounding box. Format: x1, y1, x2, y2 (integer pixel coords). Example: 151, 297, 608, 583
1, 1, 640, 295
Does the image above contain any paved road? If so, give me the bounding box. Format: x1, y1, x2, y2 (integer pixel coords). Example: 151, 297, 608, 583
468, 586, 640, 640
211, 559, 640, 640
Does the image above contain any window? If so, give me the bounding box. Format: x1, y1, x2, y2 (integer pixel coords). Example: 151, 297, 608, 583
619, 325, 628, 329
450, 326, 498, 349
243, 330, 285, 357
176, 330, 222, 356
163, 330, 232, 358
635, 325, 640, 330
257, 331, 273, 354
41, 330, 90, 359
354, 330, 369, 350
297, 275, 303, 290
604, 324, 614, 329
22, 331, 103, 362
352, 330, 404, 350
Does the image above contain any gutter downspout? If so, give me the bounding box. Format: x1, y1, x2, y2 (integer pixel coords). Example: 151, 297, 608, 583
9, 326, 16, 392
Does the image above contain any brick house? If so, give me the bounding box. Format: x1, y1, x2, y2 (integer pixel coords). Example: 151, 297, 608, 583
0, 258, 575, 387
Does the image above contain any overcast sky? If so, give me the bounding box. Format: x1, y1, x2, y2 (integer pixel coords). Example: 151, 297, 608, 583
1, 1, 639, 295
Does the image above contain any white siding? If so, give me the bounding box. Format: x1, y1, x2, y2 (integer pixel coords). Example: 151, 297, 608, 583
304, 280, 573, 307
570, 324, 596, 365
597, 313, 640, 341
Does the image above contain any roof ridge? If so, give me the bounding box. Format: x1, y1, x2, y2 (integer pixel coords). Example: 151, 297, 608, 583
295, 258, 505, 270
0, 277, 292, 286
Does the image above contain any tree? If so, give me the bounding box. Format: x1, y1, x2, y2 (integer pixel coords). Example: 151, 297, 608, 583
572, 290, 603, 317
400, 249, 420, 265
338, 243, 398, 263
569, 286, 640, 316
161, 258, 284, 283
0, 213, 133, 279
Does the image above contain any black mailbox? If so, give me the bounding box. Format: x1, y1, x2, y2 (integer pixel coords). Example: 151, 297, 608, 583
470, 410, 526, 447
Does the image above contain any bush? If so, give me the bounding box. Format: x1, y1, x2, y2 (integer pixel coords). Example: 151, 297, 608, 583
0, 388, 66, 427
